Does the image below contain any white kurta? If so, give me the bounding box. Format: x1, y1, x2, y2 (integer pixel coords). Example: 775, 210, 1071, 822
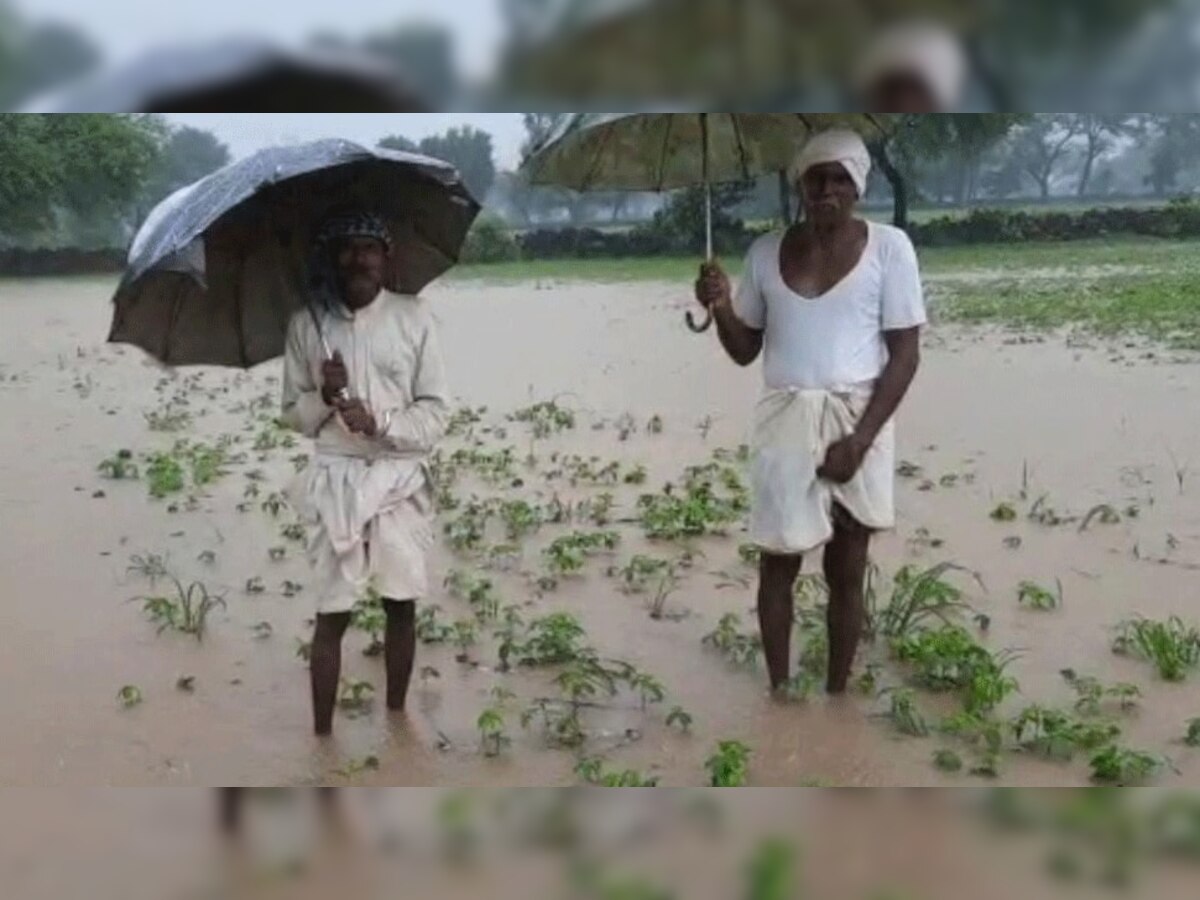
280, 290, 450, 614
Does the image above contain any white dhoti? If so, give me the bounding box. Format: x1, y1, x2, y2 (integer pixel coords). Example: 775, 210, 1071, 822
288, 455, 435, 614
749, 386, 895, 555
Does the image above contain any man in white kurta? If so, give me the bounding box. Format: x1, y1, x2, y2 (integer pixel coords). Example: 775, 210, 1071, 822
281, 210, 450, 735
694, 130, 926, 697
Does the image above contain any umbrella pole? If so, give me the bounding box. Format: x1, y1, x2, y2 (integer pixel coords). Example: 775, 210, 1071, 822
687, 114, 715, 334
307, 301, 349, 402
705, 179, 713, 262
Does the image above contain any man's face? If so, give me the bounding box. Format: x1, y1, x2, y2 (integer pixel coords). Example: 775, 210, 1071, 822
799, 162, 859, 226
334, 235, 387, 306
865, 71, 940, 112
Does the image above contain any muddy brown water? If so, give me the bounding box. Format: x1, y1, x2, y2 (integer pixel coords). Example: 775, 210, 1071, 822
0, 275, 1198, 787
3, 789, 1197, 899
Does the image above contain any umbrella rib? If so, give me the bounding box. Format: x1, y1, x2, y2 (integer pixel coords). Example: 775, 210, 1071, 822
730, 114, 751, 182
655, 115, 674, 193
581, 121, 618, 192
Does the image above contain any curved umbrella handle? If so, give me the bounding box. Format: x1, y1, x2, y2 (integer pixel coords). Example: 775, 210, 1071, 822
685, 308, 713, 333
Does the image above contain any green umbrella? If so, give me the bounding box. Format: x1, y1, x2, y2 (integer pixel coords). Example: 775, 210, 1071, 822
522, 112, 881, 332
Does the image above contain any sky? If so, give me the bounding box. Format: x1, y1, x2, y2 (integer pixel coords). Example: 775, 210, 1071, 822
15, 0, 506, 76
166, 113, 529, 169
15, 1, 528, 167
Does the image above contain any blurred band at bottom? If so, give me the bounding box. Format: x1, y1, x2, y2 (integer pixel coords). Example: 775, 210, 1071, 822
0, 788, 1197, 900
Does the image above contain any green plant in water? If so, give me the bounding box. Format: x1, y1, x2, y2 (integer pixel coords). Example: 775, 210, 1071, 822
990, 502, 1017, 522
933, 748, 964, 772
280, 521, 306, 543
117, 684, 143, 708
127, 552, 169, 585
1089, 745, 1167, 785
511, 611, 588, 667
477, 706, 510, 757
702, 613, 762, 667
1184, 718, 1200, 747
574, 757, 659, 786
892, 625, 1018, 714
1079, 503, 1121, 531
1111, 616, 1200, 681
187, 442, 228, 487
510, 399, 575, 438
1060, 669, 1141, 715
743, 837, 795, 900
145, 452, 185, 498
416, 605, 455, 644
98, 449, 139, 480
1010, 704, 1121, 762
498, 498, 542, 541
867, 562, 975, 640
666, 705, 693, 732
543, 530, 620, 578
261, 492, 287, 517
452, 619, 478, 662
132, 575, 226, 641
144, 405, 191, 432
623, 463, 648, 485
629, 670, 666, 710
1018, 579, 1063, 610
882, 688, 929, 737
706, 740, 751, 786
337, 678, 375, 713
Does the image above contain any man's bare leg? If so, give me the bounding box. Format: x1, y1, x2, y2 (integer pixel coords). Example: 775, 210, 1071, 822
311, 611, 352, 735
823, 507, 872, 693
383, 599, 416, 711
757, 553, 803, 691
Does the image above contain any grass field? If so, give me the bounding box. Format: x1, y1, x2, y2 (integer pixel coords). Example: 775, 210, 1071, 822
450, 235, 1200, 349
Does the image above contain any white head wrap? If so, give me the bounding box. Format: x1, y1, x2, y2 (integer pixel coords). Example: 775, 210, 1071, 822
787, 129, 872, 198
854, 21, 967, 111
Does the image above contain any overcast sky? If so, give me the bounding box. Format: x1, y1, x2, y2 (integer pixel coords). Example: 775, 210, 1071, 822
16, 0, 506, 75
166, 113, 528, 168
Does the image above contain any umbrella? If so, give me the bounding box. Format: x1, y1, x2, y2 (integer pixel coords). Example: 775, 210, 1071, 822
21, 37, 428, 112
522, 112, 881, 332
109, 138, 480, 368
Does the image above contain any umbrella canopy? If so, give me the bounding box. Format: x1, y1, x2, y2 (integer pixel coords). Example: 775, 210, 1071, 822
21, 38, 428, 112
523, 112, 880, 192
522, 112, 882, 331
110, 138, 480, 368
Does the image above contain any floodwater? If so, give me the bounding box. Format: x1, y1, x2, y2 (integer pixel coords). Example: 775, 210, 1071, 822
2, 789, 1196, 899
0, 274, 1197, 787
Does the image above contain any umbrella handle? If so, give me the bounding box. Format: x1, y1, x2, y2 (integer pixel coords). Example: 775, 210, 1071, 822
685, 308, 713, 333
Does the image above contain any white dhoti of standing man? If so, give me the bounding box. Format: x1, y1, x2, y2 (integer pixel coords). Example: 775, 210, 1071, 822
281, 290, 450, 613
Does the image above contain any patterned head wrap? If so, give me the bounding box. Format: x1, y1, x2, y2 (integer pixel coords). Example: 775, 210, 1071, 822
312, 210, 393, 255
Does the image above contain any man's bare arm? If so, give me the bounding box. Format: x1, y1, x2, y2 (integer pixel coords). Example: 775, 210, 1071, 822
695, 262, 764, 366
712, 301, 764, 366
853, 327, 921, 446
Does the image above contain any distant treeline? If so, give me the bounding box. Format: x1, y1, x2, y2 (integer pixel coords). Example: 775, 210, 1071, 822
0, 246, 124, 277
9, 199, 1200, 276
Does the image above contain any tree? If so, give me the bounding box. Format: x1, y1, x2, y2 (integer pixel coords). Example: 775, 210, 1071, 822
418, 126, 496, 202
1009, 116, 1083, 201
1141, 114, 1200, 197
520, 112, 566, 159
141, 124, 230, 207
870, 114, 1027, 227
8, 22, 101, 103
381, 127, 496, 203
378, 134, 420, 154
0, 114, 163, 246
0, 113, 61, 238
1064, 115, 1137, 197
360, 24, 458, 107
